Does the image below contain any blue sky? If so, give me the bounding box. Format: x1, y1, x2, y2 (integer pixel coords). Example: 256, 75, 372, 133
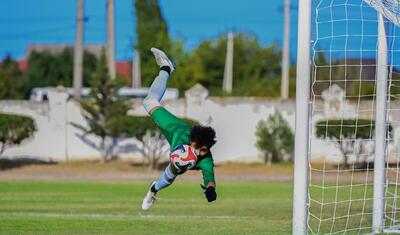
0, 0, 299, 61
0, 0, 391, 63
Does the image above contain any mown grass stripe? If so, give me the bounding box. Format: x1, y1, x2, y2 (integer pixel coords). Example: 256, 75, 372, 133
0, 211, 270, 221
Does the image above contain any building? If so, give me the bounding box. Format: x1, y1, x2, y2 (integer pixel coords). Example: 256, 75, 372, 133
17, 44, 134, 86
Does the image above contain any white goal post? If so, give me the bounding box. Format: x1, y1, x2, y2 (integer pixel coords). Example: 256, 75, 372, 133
292, 0, 400, 234
292, 0, 312, 234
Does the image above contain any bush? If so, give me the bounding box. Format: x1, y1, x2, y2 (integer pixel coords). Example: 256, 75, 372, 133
255, 112, 294, 164
0, 113, 36, 156
315, 119, 393, 168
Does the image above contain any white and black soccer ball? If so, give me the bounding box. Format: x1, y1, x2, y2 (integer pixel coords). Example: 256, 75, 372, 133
170, 144, 198, 171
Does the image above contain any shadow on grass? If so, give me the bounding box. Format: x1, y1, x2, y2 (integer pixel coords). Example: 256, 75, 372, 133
0, 157, 57, 170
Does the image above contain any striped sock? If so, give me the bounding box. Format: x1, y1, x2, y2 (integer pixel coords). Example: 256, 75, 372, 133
154, 164, 177, 191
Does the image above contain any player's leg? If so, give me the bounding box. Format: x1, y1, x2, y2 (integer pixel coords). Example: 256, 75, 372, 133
143, 48, 175, 114
154, 164, 177, 191
141, 164, 177, 210
141, 48, 176, 211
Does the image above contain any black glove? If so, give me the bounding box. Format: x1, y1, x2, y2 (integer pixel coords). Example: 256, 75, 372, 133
201, 184, 217, 202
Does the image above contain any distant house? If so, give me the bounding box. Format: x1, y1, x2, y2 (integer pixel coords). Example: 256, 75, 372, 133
26, 44, 105, 58
17, 44, 134, 85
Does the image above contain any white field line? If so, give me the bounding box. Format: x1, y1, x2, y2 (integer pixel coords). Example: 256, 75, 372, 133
0, 212, 268, 221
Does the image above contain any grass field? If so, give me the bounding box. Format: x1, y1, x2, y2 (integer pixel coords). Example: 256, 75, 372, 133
0, 181, 293, 235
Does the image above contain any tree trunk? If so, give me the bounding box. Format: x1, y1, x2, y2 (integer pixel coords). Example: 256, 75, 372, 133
272, 150, 280, 163
147, 155, 153, 171
264, 151, 272, 166
0, 143, 5, 157
149, 147, 157, 171
110, 137, 118, 160
339, 142, 349, 169
100, 137, 107, 163
152, 155, 159, 170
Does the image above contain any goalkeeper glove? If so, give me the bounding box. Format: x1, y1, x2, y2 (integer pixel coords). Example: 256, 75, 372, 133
201, 184, 217, 202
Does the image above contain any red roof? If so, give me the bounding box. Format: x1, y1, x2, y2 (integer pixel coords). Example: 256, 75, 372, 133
116, 61, 132, 86
18, 60, 28, 72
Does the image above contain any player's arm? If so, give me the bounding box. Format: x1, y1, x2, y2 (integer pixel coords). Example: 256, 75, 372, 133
198, 156, 217, 202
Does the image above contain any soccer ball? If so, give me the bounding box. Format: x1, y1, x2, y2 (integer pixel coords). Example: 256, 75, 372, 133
170, 144, 198, 171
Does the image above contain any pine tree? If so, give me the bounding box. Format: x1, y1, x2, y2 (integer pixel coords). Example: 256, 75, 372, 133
135, 0, 170, 86
72, 52, 129, 162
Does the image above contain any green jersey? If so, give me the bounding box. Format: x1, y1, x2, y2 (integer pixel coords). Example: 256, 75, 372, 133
151, 107, 215, 187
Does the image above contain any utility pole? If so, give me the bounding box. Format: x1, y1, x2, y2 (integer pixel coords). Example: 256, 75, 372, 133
133, 49, 141, 88
106, 0, 116, 79
281, 0, 290, 99
223, 31, 234, 93
73, 0, 84, 98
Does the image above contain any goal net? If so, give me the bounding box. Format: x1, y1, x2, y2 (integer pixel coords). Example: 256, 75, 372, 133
307, 0, 400, 234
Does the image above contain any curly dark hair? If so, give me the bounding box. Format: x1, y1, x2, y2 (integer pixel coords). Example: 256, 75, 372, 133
190, 125, 217, 149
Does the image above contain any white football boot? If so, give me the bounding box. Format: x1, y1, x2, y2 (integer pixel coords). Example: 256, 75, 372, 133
150, 47, 175, 73
141, 181, 157, 211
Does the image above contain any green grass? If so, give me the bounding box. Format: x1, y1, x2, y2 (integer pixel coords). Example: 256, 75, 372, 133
0, 181, 293, 235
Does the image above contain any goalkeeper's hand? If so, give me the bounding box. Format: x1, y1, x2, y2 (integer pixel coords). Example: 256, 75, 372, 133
201, 184, 217, 202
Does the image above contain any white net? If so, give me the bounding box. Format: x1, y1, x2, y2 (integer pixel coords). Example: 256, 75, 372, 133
308, 0, 400, 234
383, 13, 400, 232
364, 0, 400, 26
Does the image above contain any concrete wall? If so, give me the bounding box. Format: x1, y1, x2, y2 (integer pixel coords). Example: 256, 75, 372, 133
1, 86, 399, 164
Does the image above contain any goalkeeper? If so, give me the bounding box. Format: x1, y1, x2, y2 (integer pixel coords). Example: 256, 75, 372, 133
141, 48, 217, 211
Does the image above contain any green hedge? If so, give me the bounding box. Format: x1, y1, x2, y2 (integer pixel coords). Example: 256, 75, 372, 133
0, 113, 36, 155
315, 119, 392, 139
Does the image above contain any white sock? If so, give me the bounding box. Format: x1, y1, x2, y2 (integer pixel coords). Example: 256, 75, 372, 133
143, 70, 170, 113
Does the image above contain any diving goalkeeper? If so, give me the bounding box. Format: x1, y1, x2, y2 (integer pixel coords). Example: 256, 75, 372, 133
141, 48, 217, 211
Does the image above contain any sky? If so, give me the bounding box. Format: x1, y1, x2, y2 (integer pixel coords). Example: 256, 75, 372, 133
0, 0, 299, 61
0, 0, 394, 64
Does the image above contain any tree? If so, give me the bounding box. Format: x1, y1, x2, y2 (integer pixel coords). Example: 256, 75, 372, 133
189, 33, 282, 96
255, 112, 294, 164
0, 113, 36, 156
312, 51, 380, 100
135, 0, 170, 86
71, 53, 129, 162
108, 115, 198, 170
133, 0, 287, 97
315, 119, 393, 169
20, 48, 98, 98
82, 51, 99, 87
108, 116, 164, 169
0, 55, 24, 99
167, 39, 205, 95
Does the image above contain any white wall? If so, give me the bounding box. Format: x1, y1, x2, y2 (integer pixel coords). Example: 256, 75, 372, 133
1, 88, 399, 164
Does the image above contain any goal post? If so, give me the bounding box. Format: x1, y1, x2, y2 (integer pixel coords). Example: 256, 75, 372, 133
292, 0, 312, 234
292, 0, 400, 234
372, 13, 388, 233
